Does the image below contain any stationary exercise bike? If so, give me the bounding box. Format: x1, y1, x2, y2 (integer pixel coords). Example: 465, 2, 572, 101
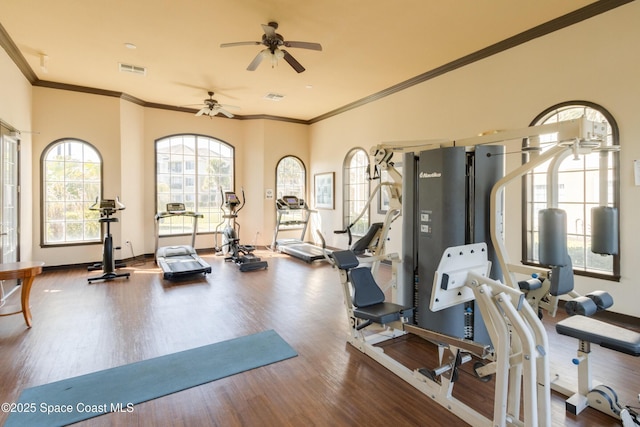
214, 189, 268, 272
87, 197, 130, 283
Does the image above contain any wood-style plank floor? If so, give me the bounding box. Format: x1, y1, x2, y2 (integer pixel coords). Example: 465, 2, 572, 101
0, 250, 638, 426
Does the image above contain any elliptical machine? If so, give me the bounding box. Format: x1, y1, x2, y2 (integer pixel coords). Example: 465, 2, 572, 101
88, 197, 130, 283
214, 189, 268, 272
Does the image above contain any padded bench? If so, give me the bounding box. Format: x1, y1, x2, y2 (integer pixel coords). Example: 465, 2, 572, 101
331, 249, 413, 328
556, 315, 640, 357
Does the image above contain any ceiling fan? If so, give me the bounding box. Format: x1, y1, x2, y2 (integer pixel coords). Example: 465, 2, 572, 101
194, 92, 237, 118
220, 22, 322, 73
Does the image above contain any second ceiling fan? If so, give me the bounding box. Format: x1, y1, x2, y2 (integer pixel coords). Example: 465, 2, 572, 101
195, 92, 237, 118
221, 22, 322, 73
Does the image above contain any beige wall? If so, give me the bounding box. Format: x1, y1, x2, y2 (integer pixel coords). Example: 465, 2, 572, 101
0, 2, 637, 316
119, 99, 145, 256
0, 48, 34, 260
309, 1, 640, 317
31, 88, 122, 265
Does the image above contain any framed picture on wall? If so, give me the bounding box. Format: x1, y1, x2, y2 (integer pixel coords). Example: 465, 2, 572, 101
314, 172, 334, 209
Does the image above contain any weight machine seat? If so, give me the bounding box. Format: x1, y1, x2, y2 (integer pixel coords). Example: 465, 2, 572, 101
331, 250, 360, 270
332, 250, 414, 326
556, 315, 640, 357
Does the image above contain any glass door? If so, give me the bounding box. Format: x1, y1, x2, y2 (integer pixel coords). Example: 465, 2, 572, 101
0, 123, 19, 264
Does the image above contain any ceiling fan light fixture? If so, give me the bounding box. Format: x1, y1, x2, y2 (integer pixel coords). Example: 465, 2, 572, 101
262, 49, 284, 68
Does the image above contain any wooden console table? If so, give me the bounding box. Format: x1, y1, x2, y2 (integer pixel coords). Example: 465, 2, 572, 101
0, 261, 45, 328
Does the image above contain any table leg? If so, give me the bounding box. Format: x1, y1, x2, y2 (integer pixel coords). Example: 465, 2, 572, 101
20, 276, 35, 328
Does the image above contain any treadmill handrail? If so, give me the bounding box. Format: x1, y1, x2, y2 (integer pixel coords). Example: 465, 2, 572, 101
155, 211, 203, 220
154, 209, 203, 258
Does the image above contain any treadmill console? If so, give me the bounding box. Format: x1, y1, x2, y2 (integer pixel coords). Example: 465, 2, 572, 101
277, 196, 305, 210
166, 202, 186, 213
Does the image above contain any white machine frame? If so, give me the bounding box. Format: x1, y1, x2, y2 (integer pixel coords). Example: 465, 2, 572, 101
336, 243, 550, 426
335, 117, 629, 426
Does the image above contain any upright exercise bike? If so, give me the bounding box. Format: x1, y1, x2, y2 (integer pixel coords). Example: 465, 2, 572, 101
88, 197, 130, 283
214, 189, 268, 272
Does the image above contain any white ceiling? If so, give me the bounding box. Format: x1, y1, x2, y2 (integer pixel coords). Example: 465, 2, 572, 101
1, 0, 607, 122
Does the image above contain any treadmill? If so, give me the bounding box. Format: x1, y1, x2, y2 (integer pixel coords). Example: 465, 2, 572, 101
155, 203, 212, 279
271, 195, 331, 263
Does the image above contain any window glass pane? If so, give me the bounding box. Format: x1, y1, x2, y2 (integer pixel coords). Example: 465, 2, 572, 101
343, 148, 369, 235
155, 135, 234, 234
42, 139, 102, 245
276, 156, 306, 227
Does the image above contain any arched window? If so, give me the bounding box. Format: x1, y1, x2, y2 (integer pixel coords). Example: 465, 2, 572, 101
41, 139, 102, 245
343, 148, 370, 235
275, 156, 307, 228
275, 156, 306, 200
155, 134, 234, 235
522, 102, 620, 280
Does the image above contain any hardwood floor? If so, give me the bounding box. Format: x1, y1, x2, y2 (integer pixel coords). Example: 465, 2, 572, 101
0, 250, 638, 426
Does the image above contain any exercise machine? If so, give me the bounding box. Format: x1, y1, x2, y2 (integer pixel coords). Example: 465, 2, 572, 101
87, 198, 130, 283
554, 304, 640, 425
331, 242, 551, 426
399, 143, 505, 344
480, 119, 639, 424
271, 195, 330, 263
327, 118, 613, 426
154, 203, 211, 280
214, 189, 267, 272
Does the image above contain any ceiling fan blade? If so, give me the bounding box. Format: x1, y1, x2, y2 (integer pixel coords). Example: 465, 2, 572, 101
195, 107, 207, 117
282, 50, 305, 73
283, 41, 322, 51
217, 108, 234, 118
261, 23, 277, 38
220, 41, 261, 48
247, 50, 265, 71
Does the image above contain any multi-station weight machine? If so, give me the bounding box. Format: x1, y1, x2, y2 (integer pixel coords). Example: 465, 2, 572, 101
331, 117, 638, 426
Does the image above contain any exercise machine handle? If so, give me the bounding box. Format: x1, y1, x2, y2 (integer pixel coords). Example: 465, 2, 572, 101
334, 227, 353, 246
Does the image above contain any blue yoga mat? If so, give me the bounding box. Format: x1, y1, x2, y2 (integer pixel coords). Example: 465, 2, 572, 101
4, 330, 297, 427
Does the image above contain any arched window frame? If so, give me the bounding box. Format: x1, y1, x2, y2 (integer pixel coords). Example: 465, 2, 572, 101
41, 138, 103, 246
275, 155, 306, 200
522, 101, 620, 280
275, 155, 307, 230
342, 148, 370, 236
155, 134, 234, 236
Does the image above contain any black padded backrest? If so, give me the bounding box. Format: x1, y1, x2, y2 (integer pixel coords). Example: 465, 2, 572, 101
332, 250, 359, 270
351, 223, 383, 255
550, 253, 574, 296
350, 267, 385, 308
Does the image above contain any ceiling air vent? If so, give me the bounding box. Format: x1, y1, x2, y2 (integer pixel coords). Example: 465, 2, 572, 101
263, 93, 285, 101
118, 63, 146, 76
